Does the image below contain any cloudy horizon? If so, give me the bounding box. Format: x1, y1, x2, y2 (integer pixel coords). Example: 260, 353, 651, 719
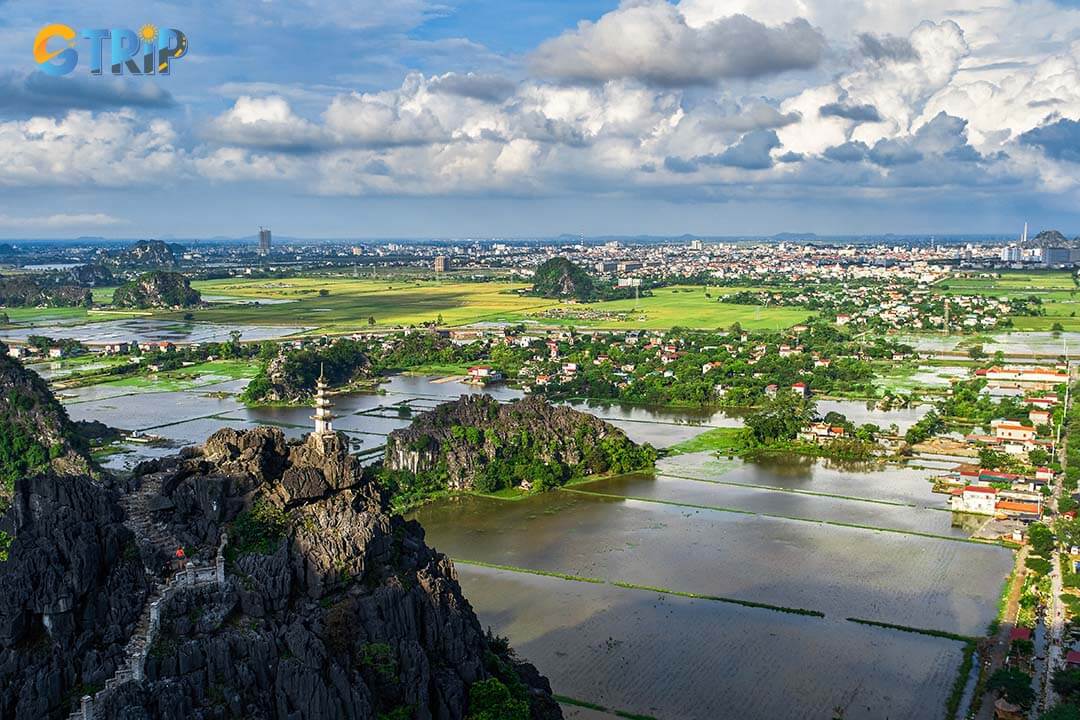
4, 0, 1080, 238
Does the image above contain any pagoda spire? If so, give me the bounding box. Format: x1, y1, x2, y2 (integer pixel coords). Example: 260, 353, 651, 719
311, 363, 337, 436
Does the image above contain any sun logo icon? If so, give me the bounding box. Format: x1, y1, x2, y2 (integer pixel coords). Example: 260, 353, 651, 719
138, 24, 158, 45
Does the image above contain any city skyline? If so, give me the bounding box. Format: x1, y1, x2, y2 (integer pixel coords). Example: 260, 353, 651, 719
6, 1, 1080, 237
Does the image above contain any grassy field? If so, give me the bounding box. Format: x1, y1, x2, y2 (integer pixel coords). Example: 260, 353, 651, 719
172, 278, 813, 332
667, 427, 750, 455
938, 271, 1080, 331
185, 278, 561, 331
939, 271, 1077, 296
531, 285, 814, 330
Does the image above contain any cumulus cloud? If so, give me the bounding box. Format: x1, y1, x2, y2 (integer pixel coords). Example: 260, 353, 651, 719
530, 3, 826, 86
857, 33, 920, 63
428, 73, 517, 102
823, 141, 870, 162
0, 110, 181, 187
698, 129, 781, 169
819, 102, 882, 122
0, 71, 176, 116
1019, 117, 1080, 163
204, 96, 329, 153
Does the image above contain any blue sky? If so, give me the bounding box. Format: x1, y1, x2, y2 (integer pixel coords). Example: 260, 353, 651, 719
4, 0, 1080, 238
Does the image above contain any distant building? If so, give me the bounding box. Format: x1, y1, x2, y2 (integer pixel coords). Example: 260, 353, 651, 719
258, 227, 272, 256
434, 255, 449, 272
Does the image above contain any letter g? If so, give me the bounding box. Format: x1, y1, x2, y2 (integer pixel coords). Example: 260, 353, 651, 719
33, 24, 78, 76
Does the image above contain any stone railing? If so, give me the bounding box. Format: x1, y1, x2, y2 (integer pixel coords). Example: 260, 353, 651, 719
67, 533, 228, 720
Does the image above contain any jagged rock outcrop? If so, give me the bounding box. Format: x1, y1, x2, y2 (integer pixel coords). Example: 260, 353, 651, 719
244, 342, 370, 404
0, 473, 147, 720
0, 354, 94, 511
110, 240, 184, 268
84, 427, 563, 720
68, 264, 114, 287
384, 394, 655, 490
529, 257, 595, 300
0, 274, 92, 308
112, 271, 201, 309
0, 356, 136, 720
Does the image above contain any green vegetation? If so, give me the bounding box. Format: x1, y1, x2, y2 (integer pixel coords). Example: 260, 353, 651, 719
465, 678, 529, 720
610, 580, 825, 616
843, 617, 976, 643
528, 256, 599, 301
905, 411, 945, 444
987, 667, 1035, 709
1039, 705, 1080, 720
112, 270, 201, 308
0, 414, 52, 511
229, 499, 290, 557
667, 427, 750, 455
946, 642, 978, 720
554, 696, 659, 720
0, 530, 11, 562
187, 277, 558, 331
453, 559, 605, 584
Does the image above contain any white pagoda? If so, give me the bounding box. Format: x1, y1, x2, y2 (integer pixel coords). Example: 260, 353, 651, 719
311, 364, 337, 436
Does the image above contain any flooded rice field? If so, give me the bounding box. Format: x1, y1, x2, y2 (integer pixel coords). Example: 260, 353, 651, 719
413, 481, 1011, 637
658, 452, 946, 507
582, 472, 967, 537
0, 318, 311, 345
459, 565, 966, 720
49, 367, 1012, 717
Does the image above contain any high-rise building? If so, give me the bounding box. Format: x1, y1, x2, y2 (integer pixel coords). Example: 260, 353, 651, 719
434, 255, 449, 272
258, 227, 272, 256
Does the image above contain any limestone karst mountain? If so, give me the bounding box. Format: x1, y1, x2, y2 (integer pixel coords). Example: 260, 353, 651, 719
0, 354, 561, 720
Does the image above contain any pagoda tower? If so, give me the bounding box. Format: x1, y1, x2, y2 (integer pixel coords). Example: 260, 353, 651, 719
311, 364, 337, 436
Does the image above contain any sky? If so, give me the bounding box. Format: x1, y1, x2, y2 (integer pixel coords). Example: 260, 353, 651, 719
4, 1, 1080, 238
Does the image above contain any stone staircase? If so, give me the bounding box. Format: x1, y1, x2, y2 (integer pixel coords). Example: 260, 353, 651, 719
67, 474, 227, 720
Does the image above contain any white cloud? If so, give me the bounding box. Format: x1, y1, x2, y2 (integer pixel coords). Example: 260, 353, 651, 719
530, 3, 826, 86
0, 110, 181, 187
0, 212, 126, 228
204, 96, 329, 152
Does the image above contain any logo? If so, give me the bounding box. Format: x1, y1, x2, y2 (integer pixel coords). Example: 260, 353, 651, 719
33, 24, 188, 76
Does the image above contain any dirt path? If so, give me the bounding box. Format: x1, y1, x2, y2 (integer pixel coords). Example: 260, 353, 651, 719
974, 546, 1027, 720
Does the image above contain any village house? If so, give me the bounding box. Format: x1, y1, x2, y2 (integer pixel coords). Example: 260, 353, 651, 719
798, 422, 845, 444
991, 419, 1037, 442
791, 382, 809, 397
950, 485, 998, 514
466, 366, 502, 385
1029, 409, 1052, 427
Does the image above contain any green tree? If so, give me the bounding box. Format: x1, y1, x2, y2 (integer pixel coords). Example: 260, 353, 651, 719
1039, 705, 1080, 720
1053, 668, 1080, 701
987, 667, 1035, 708
745, 391, 816, 445
1029, 522, 1055, 557
465, 679, 528, 720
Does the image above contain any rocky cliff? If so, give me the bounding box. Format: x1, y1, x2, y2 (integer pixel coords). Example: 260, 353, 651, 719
0, 356, 144, 719
112, 271, 201, 309
0, 353, 94, 512
243, 341, 371, 404
1, 419, 562, 720
0, 275, 93, 308
529, 257, 595, 300
111, 240, 184, 268
384, 395, 655, 492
